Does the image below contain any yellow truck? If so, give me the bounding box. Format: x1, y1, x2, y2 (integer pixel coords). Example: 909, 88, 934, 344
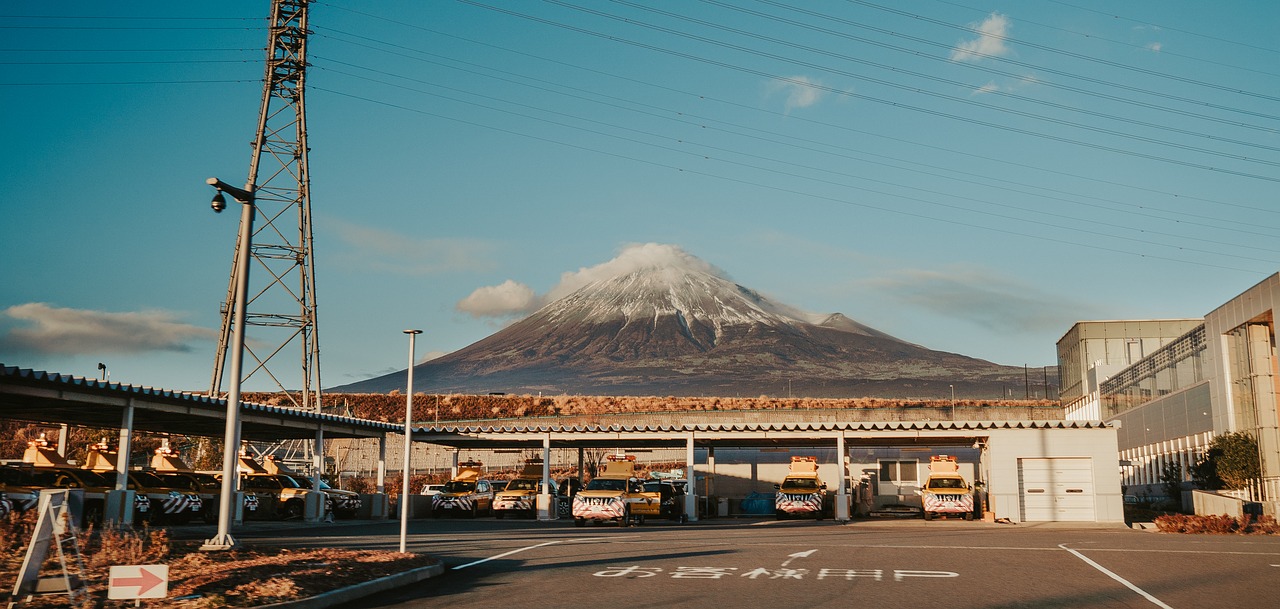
431, 460, 496, 518
82, 441, 203, 524
572, 454, 661, 527
237, 454, 327, 520
919, 455, 975, 521
494, 458, 557, 519
774, 456, 830, 519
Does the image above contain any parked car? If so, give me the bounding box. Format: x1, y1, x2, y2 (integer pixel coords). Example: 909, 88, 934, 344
643, 480, 688, 523
420, 484, 445, 496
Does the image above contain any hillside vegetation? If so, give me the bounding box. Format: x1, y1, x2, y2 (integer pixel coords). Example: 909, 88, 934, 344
247, 392, 1058, 423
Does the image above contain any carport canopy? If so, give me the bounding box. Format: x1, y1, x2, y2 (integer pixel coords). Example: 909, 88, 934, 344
0, 365, 396, 441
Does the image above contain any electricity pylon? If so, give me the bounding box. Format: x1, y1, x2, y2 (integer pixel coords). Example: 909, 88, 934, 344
209, 0, 321, 412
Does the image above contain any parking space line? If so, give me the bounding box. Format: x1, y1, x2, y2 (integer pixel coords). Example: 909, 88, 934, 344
452, 537, 613, 571
1059, 544, 1172, 609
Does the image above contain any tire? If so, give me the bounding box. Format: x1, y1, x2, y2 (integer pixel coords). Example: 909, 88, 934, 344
496, 510, 505, 520
575, 518, 585, 527
618, 508, 630, 528
469, 504, 478, 519
775, 510, 785, 520
284, 500, 304, 520
678, 513, 688, 524
964, 512, 975, 521
923, 511, 934, 521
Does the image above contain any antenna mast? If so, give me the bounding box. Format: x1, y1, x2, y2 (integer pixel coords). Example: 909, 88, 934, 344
210, 0, 321, 411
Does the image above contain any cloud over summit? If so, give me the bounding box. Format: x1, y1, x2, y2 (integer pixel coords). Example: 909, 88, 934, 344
457, 243, 727, 319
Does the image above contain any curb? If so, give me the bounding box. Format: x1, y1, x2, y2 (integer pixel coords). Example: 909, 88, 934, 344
256, 562, 446, 609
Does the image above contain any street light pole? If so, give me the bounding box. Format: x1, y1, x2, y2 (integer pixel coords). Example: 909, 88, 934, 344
202, 177, 255, 551
400, 329, 422, 554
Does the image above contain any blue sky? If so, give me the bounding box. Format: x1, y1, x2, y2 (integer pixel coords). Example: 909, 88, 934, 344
2, 1, 1277, 394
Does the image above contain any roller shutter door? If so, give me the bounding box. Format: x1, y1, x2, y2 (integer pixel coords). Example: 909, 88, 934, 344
1018, 458, 1096, 522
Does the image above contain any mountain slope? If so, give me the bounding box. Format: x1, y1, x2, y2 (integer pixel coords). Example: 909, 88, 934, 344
333, 248, 1035, 398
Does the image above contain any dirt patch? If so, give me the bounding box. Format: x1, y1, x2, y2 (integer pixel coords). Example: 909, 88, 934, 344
1, 512, 439, 608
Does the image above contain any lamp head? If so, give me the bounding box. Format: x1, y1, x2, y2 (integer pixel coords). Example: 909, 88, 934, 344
211, 191, 227, 213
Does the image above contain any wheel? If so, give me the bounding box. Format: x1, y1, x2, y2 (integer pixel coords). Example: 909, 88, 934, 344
636, 515, 645, 526
496, 510, 505, 520
678, 513, 689, 524
575, 518, 585, 527
469, 504, 478, 519
775, 510, 785, 520
964, 512, 975, 521
618, 508, 630, 528
284, 500, 304, 520
923, 511, 934, 521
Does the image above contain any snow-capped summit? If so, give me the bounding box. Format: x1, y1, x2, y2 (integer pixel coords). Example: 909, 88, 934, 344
334, 245, 1028, 398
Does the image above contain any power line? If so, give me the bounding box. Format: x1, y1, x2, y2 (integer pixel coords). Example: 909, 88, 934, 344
313, 84, 1269, 275
309, 38, 1280, 239
461, 1, 1280, 181
309, 17, 1278, 216
1041, 0, 1280, 56
311, 66, 1278, 265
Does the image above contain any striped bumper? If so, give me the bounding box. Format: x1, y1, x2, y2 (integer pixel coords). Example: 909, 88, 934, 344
158, 493, 203, 515
776, 492, 823, 515
433, 494, 476, 512
573, 495, 625, 520
495, 495, 534, 512
923, 493, 973, 513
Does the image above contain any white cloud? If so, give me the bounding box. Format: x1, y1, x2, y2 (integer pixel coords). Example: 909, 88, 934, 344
326, 218, 497, 275
950, 13, 1012, 63
768, 76, 827, 112
869, 267, 1101, 333
0, 303, 215, 356
457, 243, 729, 320
1146, 42, 1163, 52
974, 82, 1001, 95
457, 280, 537, 318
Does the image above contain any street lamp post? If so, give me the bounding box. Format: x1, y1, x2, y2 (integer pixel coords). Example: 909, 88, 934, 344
401, 329, 422, 554
202, 177, 255, 552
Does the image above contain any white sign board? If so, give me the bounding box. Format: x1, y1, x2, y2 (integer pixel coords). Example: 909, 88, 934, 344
108, 565, 168, 600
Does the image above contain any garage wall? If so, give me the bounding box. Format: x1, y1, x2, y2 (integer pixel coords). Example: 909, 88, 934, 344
986, 427, 1123, 523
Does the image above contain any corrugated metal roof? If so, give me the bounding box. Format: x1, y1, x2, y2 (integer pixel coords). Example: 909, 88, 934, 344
0, 364, 397, 439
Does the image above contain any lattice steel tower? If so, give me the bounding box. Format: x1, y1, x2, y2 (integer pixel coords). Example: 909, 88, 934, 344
210, 0, 321, 411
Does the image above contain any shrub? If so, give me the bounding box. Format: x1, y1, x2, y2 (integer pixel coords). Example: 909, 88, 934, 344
1154, 513, 1280, 534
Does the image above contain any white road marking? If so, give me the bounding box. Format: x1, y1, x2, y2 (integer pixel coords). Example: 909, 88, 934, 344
453, 538, 611, 571
1059, 544, 1173, 609
781, 549, 816, 567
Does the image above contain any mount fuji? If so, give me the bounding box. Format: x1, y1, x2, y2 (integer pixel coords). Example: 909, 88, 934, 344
333, 246, 1033, 398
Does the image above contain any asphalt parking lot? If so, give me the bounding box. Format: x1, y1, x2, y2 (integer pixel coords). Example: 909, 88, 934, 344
170, 516, 1280, 608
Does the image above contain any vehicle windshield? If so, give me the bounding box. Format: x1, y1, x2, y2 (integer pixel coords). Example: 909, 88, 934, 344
444, 481, 476, 493
130, 471, 170, 488
780, 478, 819, 492
506, 479, 539, 491
158, 474, 199, 491
585, 478, 627, 492
929, 478, 967, 489
642, 482, 670, 494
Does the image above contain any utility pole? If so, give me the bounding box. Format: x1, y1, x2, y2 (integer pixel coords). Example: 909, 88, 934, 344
209, 0, 321, 412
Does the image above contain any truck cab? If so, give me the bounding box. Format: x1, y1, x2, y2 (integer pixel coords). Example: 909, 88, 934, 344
572, 454, 661, 527
494, 458, 556, 519
918, 455, 975, 521
775, 456, 830, 519
432, 461, 495, 518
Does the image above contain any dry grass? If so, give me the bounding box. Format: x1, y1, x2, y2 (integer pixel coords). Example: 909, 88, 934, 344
0, 511, 438, 608
246, 392, 1056, 424
1153, 513, 1280, 534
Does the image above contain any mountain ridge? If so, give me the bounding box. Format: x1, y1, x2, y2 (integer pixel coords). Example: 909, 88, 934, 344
333, 247, 1041, 398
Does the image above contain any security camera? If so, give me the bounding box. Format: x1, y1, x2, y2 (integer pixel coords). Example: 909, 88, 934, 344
211, 191, 227, 213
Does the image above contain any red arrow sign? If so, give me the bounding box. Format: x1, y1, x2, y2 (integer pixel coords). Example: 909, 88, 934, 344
108, 565, 168, 599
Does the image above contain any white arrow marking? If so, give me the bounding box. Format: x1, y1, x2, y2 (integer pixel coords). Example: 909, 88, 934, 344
782, 549, 817, 567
